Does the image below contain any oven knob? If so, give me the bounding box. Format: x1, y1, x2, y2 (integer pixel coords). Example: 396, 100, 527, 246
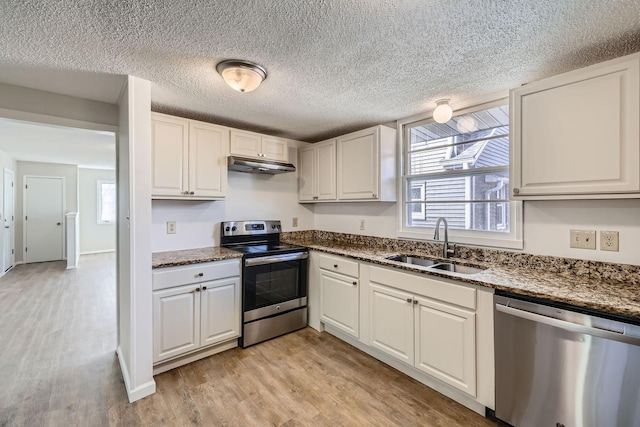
225, 227, 230, 232
232, 226, 237, 231
271, 225, 276, 229
277, 225, 281, 229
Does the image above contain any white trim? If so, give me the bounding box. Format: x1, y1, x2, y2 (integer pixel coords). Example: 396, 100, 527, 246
23, 175, 66, 263
80, 249, 116, 255
323, 325, 486, 416
3, 168, 15, 273
117, 346, 156, 403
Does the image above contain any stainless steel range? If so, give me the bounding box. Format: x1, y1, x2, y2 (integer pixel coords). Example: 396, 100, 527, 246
221, 220, 308, 348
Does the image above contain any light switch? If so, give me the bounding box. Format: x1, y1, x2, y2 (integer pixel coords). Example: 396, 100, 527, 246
569, 229, 596, 249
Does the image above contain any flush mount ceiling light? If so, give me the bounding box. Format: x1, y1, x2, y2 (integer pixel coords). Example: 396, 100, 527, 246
216, 59, 267, 93
433, 99, 453, 123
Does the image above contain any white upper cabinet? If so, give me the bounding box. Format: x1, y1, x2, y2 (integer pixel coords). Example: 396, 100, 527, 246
511, 53, 640, 199
151, 112, 228, 200
230, 130, 288, 162
337, 125, 397, 201
298, 125, 396, 203
298, 139, 337, 202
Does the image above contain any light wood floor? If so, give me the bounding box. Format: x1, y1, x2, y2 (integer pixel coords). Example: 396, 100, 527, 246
0, 253, 498, 426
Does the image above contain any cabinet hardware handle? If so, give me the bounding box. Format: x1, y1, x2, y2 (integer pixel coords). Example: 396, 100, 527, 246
56, 222, 61, 226
413, 300, 418, 305
196, 273, 204, 277
513, 187, 520, 194
190, 191, 195, 195
202, 286, 207, 290
333, 264, 338, 268
352, 281, 357, 285
372, 193, 377, 198
406, 298, 412, 303
195, 288, 200, 292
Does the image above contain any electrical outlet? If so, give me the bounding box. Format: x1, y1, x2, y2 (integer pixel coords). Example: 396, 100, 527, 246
292, 217, 298, 227
569, 229, 596, 249
166, 221, 176, 234
600, 231, 619, 251
360, 219, 366, 231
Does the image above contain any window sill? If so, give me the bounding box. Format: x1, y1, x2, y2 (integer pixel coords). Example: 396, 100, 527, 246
397, 230, 523, 250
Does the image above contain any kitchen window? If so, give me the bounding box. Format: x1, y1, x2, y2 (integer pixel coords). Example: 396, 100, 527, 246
398, 100, 522, 249
97, 180, 116, 224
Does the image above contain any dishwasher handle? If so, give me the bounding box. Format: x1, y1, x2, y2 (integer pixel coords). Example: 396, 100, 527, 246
496, 303, 640, 346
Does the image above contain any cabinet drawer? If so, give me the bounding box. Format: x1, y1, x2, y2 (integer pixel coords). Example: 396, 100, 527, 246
318, 253, 359, 278
370, 266, 476, 310
153, 259, 240, 291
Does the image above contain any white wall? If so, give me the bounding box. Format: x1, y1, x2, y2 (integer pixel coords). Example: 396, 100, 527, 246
15, 161, 79, 263
0, 83, 118, 128
151, 143, 314, 252
79, 168, 116, 254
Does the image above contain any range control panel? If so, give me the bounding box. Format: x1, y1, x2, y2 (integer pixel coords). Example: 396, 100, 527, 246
221, 220, 282, 237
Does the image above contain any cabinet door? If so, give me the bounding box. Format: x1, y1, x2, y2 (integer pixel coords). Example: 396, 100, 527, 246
200, 277, 241, 347
414, 296, 476, 396
151, 114, 189, 197
230, 130, 261, 158
337, 128, 379, 200
316, 140, 337, 200
511, 56, 640, 198
368, 283, 414, 365
153, 284, 201, 363
261, 136, 288, 162
298, 146, 316, 201
189, 122, 228, 198
320, 270, 359, 338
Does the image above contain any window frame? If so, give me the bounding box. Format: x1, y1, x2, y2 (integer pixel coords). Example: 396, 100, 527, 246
396, 98, 523, 249
97, 180, 116, 225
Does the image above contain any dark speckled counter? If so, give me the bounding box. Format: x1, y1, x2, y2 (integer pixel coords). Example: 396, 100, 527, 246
281, 233, 640, 320
152, 246, 242, 269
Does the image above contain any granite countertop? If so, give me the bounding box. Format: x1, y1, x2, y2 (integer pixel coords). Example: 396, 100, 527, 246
152, 246, 242, 269
282, 236, 640, 320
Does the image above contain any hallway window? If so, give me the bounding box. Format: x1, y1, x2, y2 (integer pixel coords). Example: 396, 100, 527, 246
97, 180, 116, 224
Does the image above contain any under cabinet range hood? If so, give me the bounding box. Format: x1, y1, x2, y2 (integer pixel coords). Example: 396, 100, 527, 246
227, 155, 296, 175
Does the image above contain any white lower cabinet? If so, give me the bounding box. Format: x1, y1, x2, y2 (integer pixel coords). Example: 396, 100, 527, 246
369, 283, 414, 364
320, 270, 359, 338
152, 260, 241, 367
414, 296, 476, 396
309, 251, 494, 412
153, 284, 201, 362
318, 253, 360, 338
369, 270, 477, 396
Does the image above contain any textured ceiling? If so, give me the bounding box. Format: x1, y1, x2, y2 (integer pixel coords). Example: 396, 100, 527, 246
1, 1, 639, 142
0, 118, 115, 170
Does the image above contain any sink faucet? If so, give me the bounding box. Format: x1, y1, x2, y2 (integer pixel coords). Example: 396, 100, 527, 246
434, 217, 454, 259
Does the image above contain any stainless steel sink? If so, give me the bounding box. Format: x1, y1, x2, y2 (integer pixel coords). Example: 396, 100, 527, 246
386, 255, 439, 267
428, 262, 485, 275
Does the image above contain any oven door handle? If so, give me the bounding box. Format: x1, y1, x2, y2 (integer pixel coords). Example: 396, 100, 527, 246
245, 252, 308, 266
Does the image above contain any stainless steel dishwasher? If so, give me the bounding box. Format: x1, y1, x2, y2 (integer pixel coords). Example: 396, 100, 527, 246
494, 293, 640, 427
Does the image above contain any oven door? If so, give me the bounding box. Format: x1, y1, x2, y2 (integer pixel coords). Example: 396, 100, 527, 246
243, 251, 308, 320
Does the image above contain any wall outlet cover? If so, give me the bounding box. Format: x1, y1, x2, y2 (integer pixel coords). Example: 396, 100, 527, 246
600, 230, 619, 252
166, 221, 176, 234
569, 229, 596, 250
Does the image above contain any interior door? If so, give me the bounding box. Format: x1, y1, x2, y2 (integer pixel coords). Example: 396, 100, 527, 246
3, 169, 14, 272
24, 176, 64, 263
